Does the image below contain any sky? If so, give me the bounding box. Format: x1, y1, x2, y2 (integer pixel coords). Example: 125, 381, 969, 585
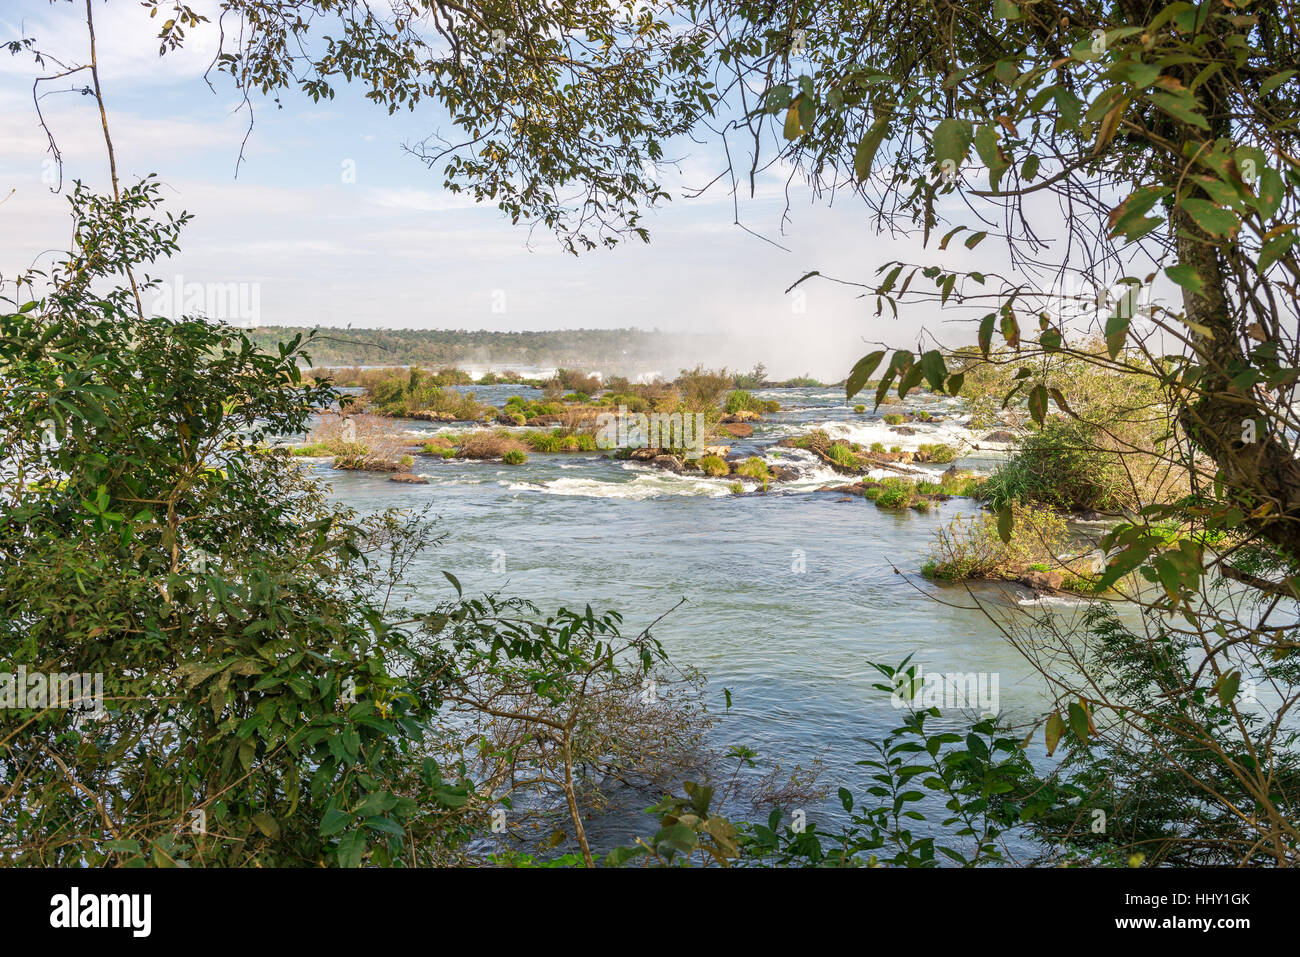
0, 0, 1085, 379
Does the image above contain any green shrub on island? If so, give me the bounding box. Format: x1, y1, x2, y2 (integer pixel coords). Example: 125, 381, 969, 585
826, 442, 862, 469
399, 455, 414, 468
728, 482, 745, 495
790, 429, 831, 452
883, 413, 904, 425
502, 449, 528, 465
736, 457, 772, 483
916, 443, 958, 464
522, 428, 598, 453
699, 455, 730, 477
922, 504, 1068, 581
854, 404, 866, 413
598, 393, 651, 413
421, 442, 457, 459
777, 374, 822, 388
872, 477, 919, 509
369, 366, 484, 419
456, 430, 528, 460
982, 419, 1138, 512
869, 441, 886, 454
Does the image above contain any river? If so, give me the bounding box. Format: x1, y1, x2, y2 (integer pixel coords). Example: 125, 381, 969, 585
301, 383, 1095, 858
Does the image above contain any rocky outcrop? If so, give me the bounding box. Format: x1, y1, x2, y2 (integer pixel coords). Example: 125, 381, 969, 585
649, 454, 684, 473
983, 430, 1016, 442
389, 472, 428, 484
1023, 569, 1064, 591
410, 410, 460, 422
721, 422, 754, 438
720, 410, 761, 423
769, 464, 800, 482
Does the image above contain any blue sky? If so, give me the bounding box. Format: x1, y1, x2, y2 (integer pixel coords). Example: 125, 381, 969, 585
0, 1, 1041, 378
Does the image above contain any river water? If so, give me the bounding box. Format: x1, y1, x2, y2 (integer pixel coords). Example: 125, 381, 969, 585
303, 384, 1093, 857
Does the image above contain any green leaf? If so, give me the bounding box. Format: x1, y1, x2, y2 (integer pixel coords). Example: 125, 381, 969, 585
1259, 70, 1296, 96
1259, 231, 1297, 274
996, 506, 1013, 544
1149, 90, 1209, 130
854, 117, 890, 180
846, 350, 886, 400
320, 808, 350, 836
920, 350, 947, 391
783, 101, 803, 140
1108, 185, 1170, 240
993, 0, 1020, 19
973, 124, 1010, 190
1216, 671, 1241, 708
1256, 168, 1284, 221
1181, 198, 1239, 239
1067, 702, 1091, 741
1097, 543, 1152, 589
252, 811, 280, 839
932, 118, 973, 168
1165, 263, 1205, 296
978, 313, 995, 357
336, 830, 366, 868
1045, 713, 1066, 756
1027, 384, 1047, 425
1104, 312, 1131, 359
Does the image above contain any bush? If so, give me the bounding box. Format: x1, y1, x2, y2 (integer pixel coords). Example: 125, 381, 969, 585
502, 449, 528, 465
873, 477, 919, 509
456, 430, 528, 459
368, 367, 484, 419
826, 442, 862, 469
736, 457, 771, 482
869, 442, 886, 454
916, 443, 958, 464
698, 455, 730, 477
983, 419, 1135, 512
883, 413, 904, 425
790, 429, 831, 452
923, 505, 1068, 580
854, 404, 866, 413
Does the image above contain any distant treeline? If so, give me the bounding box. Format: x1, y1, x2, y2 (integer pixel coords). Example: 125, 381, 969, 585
245, 326, 686, 369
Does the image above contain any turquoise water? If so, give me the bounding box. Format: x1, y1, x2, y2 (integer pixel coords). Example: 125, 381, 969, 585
307, 386, 1082, 854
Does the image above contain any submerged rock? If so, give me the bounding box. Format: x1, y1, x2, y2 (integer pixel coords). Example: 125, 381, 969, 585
389, 472, 428, 484
721, 422, 754, 438
1024, 569, 1064, 591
